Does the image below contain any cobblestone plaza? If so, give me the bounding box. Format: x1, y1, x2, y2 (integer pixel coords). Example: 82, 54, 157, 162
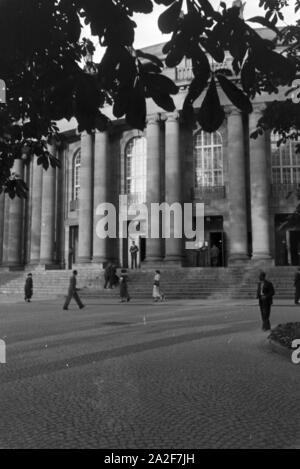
0, 297, 299, 449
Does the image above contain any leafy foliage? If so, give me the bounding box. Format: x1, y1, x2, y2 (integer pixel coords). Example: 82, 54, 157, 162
0, 0, 298, 197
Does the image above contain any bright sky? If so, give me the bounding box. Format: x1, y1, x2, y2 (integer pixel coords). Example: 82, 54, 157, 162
89, 0, 297, 60
133, 0, 296, 48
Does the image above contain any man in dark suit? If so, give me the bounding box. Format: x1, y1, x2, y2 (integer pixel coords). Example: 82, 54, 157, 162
294, 268, 300, 304
63, 270, 85, 310
130, 241, 139, 269
257, 272, 275, 331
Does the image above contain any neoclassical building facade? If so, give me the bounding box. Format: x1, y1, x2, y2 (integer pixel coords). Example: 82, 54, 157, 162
0, 29, 299, 270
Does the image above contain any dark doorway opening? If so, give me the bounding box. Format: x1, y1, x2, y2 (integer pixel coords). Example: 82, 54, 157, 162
69, 226, 78, 269
290, 231, 300, 266
210, 232, 225, 267
122, 221, 145, 268
140, 236, 146, 262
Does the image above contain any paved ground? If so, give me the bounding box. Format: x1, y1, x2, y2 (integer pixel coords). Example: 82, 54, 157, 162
0, 295, 299, 449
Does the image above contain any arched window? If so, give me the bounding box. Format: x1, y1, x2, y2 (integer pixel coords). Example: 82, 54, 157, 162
72, 150, 81, 200
271, 136, 300, 184
194, 131, 223, 187
125, 137, 147, 203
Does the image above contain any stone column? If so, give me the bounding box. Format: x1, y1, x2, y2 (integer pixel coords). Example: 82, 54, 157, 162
249, 105, 272, 260
145, 114, 162, 263
164, 112, 183, 263
93, 130, 110, 264
227, 108, 249, 263
30, 162, 43, 265
78, 131, 93, 264
40, 144, 56, 265
8, 159, 24, 266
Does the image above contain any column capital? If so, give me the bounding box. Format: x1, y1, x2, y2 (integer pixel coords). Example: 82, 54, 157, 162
81, 130, 94, 139
225, 106, 242, 118
146, 114, 161, 126
164, 111, 180, 123
251, 103, 266, 115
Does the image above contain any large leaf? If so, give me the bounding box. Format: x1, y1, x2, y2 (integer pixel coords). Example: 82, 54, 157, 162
154, 0, 175, 5
196, 0, 215, 17
217, 74, 253, 113
191, 46, 211, 78
184, 72, 210, 105
113, 86, 130, 118
197, 77, 225, 132
123, 0, 153, 13
136, 50, 164, 69
200, 38, 225, 63
151, 92, 176, 112
249, 36, 297, 85
165, 46, 185, 67
144, 73, 179, 95
247, 16, 280, 36
241, 58, 257, 95
126, 79, 146, 130
158, 0, 183, 34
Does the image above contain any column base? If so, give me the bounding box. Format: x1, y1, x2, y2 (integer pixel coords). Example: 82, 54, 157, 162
228, 253, 250, 265
164, 256, 183, 266
251, 255, 274, 267
4, 264, 25, 271
77, 257, 92, 264
144, 257, 164, 263
38, 262, 61, 270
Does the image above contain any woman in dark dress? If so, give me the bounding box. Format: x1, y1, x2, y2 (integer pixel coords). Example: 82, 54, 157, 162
119, 269, 130, 303
24, 273, 33, 302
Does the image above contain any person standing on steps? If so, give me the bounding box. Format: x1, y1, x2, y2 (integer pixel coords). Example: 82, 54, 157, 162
210, 244, 220, 267
119, 269, 130, 303
110, 263, 119, 288
63, 270, 85, 310
130, 241, 139, 269
294, 268, 300, 304
104, 263, 112, 289
24, 273, 33, 302
256, 271, 275, 331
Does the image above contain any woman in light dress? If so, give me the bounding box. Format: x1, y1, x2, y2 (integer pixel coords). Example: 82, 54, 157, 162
152, 270, 165, 302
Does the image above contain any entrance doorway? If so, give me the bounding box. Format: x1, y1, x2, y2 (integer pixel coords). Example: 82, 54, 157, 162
69, 226, 78, 269
274, 214, 300, 265
210, 232, 225, 267
122, 221, 146, 268
290, 231, 300, 266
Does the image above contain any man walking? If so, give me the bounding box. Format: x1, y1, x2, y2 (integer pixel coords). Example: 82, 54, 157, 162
257, 271, 275, 331
63, 270, 85, 310
294, 268, 300, 304
24, 273, 33, 302
130, 241, 139, 269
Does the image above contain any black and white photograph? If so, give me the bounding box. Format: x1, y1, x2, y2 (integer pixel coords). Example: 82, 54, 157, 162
0, 0, 300, 453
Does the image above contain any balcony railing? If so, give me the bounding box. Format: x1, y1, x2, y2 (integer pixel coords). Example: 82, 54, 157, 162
126, 192, 146, 206
176, 56, 233, 82
192, 186, 226, 201
70, 199, 79, 211
270, 183, 300, 204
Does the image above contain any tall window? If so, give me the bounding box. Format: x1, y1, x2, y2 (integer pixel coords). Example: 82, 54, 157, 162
194, 131, 223, 187
271, 136, 300, 184
72, 150, 81, 200
125, 137, 147, 202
